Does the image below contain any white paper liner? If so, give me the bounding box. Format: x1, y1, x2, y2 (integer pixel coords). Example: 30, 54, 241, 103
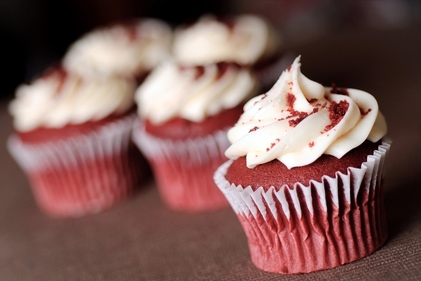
214, 139, 391, 273
9, 114, 136, 171
214, 139, 391, 221
132, 119, 230, 165
7, 114, 141, 217
132, 119, 231, 211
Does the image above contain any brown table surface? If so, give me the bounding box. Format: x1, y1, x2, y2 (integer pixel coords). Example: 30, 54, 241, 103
1, 27, 421, 281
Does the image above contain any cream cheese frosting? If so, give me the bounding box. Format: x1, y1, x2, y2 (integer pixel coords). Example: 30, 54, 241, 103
225, 56, 387, 169
135, 61, 258, 124
172, 15, 281, 66
10, 67, 136, 132
63, 18, 172, 78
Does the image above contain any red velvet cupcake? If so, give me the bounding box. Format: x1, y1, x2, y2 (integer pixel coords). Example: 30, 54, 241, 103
172, 14, 289, 89
133, 61, 258, 211
214, 56, 391, 273
8, 66, 145, 218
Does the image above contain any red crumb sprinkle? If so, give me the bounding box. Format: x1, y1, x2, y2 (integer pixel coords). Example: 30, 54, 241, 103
266, 142, 277, 152
261, 94, 268, 100
286, 93, 296, 109
360, 107, 372, 116
287, 110, 310, 127
249, 126, 259, 132
307, 98, 318, 103
309, 141, 315, 148
330, 83, 349, 96
324, 100, 349, 132
286, 65, 292, 72
285, 104, 319, 128
195, 66, 205, 79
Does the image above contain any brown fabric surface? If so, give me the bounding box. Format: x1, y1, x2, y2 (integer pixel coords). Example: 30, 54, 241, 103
1, 27, 421, 280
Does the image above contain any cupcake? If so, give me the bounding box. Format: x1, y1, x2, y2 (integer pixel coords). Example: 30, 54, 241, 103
172, 14, 288, 88
214, 56, 391, 273
63, 18, 172, 83
8, 66, 145, 218
132, 61, 258, 211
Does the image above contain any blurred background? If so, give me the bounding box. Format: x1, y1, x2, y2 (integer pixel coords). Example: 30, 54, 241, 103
0, 0, 420, 100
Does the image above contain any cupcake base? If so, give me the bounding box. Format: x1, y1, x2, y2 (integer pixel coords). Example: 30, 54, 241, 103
8, 114, 147, 218
238, 177, 387, 274
214, 139, 391, 274
133, 120, 230, 212
148, 155, 229, 211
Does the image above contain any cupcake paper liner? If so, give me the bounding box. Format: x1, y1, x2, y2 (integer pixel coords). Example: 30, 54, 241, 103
132, 120, 230, 211
214, 139, 391, 274
8, 114, 145, 218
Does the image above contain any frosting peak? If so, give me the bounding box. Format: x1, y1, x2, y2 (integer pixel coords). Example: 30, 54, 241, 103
225, 56, 387, 169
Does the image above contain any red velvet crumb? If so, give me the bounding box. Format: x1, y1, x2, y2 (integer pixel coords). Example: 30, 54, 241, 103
288, 111, 309, 127
286, 93, 296, 109
360, 107, 372, 116
324, 100, 349, 132
249, 126, 259, 132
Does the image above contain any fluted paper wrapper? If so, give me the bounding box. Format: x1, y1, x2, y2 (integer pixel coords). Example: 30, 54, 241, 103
8, 114, 145, 218
132, 120, 230, 212
214, 139, 391, 274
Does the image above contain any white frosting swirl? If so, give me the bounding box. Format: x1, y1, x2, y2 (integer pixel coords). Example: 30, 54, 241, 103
135, 61, 258, 124
63, 19, 172, 78
172, 15, 281, 66
10, 68, 136, 132
225, 56, 387, 169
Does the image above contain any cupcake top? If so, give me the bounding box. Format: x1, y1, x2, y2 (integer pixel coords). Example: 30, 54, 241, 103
225, 56, 387, 169
63, 18, 172, 78
172, 14, 281, 66
9, 66, 136, 132
135, 61, 258, 124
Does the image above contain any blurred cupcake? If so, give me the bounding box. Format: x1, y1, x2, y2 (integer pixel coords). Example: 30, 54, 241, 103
8, 66, 146, 218
63, 18, 172, 83
132, 60, 258, 211
214, 56, 391, 273
172, 14, 288, 88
